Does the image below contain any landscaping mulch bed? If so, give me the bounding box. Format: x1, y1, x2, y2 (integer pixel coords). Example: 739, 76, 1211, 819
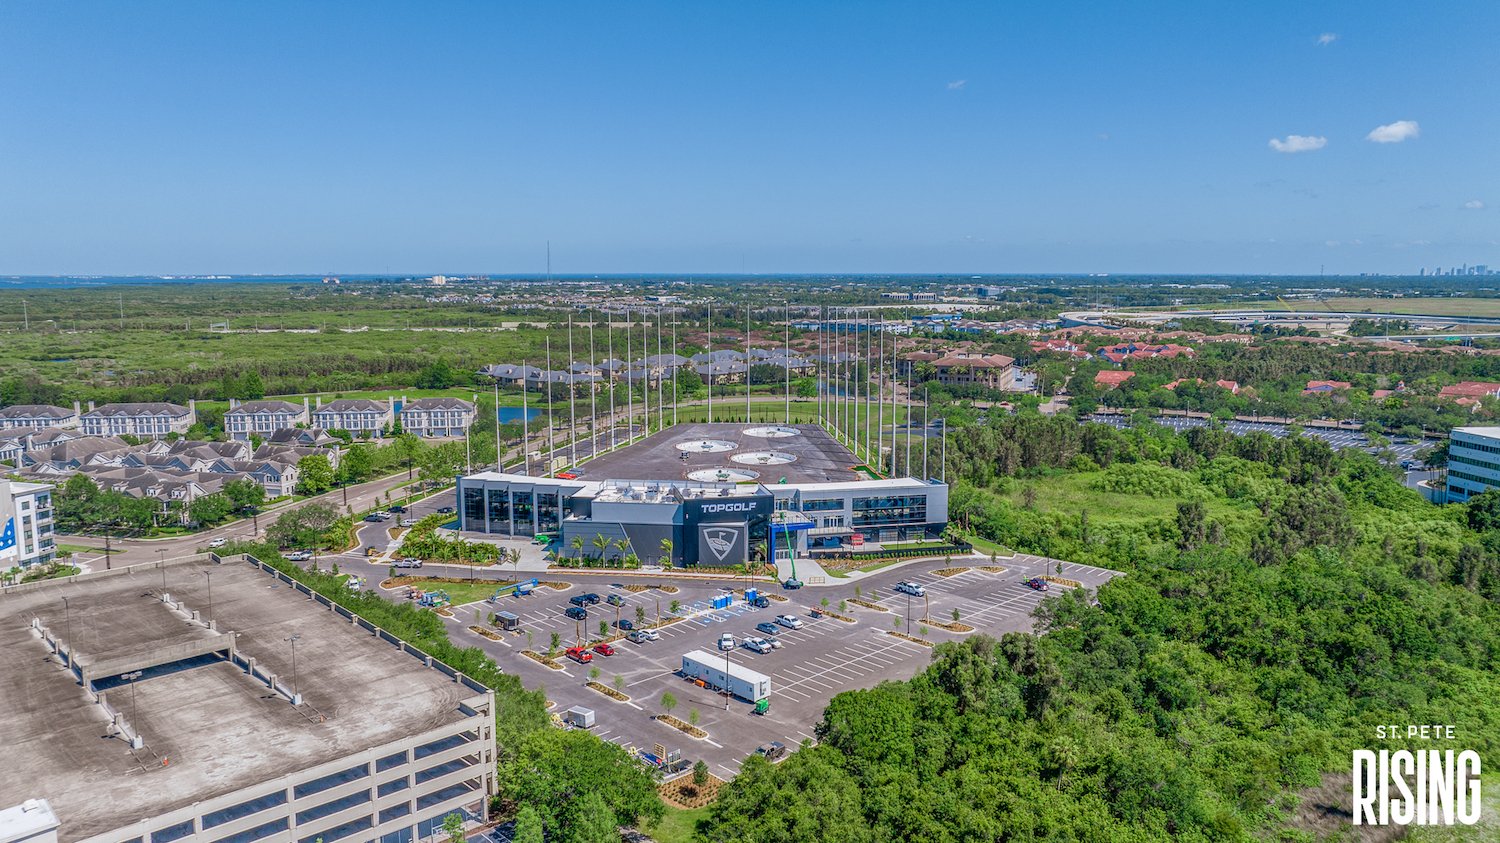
521, 650, 564, 670
764, 593, 788, 602
586, 681, 631, 702
468, 625, 503, 641
659, 585, 680, 594
847, 598, 888, 611
814, 609, 857, 623
655, 714, 708, 739
660, 772, 728, 809
923, 619, 975, 633
931, 567, 971, 577
622, 584, 651, 592
1042, 575, 1082, 588
540, 581, 571, 590
387, 575, 516, 588
434, 607, 454, 618
978, 566, 1008, 574
886, 631, 934, 647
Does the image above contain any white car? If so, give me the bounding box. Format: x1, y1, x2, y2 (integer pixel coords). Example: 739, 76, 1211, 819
775, 614, 803, 629
717, 633, 736, 651
895, 581, 927, 597
741, 637, 772, 654
399, 518, 416, 527
207, 537, 227, 549
765, 636, 784, 649
637, 628, 660, 641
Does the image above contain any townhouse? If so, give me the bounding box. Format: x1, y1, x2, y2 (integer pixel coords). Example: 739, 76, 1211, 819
80, 402, 196, 439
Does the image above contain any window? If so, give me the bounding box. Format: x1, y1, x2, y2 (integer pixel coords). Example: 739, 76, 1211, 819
415, 759, 469, 785
379, 829, 414, 843
209, 818, 288, 843
851, 495, 927, 526
376, 751, 407, 772
414, 733, 472, 759
202, 790, 288, 829
293, 763, 368, 799
151, 821, 195, 843
295, 789, 370, 824
378, 777, 411, 797
299, 816, 372, 843
379, 803, 412, 824
800, 498, 843, 512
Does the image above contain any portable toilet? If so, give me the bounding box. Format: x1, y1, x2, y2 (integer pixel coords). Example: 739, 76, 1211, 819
744, 588, 758, 604
564, 706, 596, 729
495, 611, 520, 631
712, 595, 731, 610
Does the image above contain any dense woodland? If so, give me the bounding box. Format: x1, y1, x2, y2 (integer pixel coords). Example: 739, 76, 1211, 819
698, 414, 1500, 841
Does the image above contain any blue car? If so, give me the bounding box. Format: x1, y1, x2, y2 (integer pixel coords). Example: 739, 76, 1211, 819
755, 622, 780, 636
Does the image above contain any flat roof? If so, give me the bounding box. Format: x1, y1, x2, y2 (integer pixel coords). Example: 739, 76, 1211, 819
776, 477, 937, 494
566, 422, 864, 485
0, 559, 476, 843
1452, 426, 1500, 438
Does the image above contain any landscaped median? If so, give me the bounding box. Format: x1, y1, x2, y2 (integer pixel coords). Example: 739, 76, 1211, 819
586, 681, 630, 702
655, 714, 708, 739
521, 650, 564, 670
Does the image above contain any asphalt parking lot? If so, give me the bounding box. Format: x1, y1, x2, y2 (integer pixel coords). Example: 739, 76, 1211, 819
1085, 414, 1430, 466
433, 553, 1118, 780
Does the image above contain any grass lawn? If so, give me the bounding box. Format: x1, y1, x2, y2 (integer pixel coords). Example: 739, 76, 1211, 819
962, 534, 1015, 557
1004, 471, 1258, 535
54, 543, 96, 555
647, 805, 713, 843
383, 576, 517, 606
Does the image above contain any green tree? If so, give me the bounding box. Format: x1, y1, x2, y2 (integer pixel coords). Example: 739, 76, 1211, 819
295, 453, 335, 495
500, 729, 663, 838
441, 811, 464, 843
661, 691, 677, 717
567, 791, 619, 843
222, 476, 266, 510
513, 805, 545, 843
187, 492, 235, 526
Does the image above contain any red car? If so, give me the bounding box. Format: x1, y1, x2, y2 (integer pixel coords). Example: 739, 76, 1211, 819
565, 646, 593, 664
1025, 577, 1050, 592
592, 642, 616, 657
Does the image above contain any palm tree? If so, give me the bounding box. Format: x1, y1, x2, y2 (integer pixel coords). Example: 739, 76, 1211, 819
591, 533, 609, 562
569, 536, 584, 565
659, 537, 674, 567
613, 538, 630, 566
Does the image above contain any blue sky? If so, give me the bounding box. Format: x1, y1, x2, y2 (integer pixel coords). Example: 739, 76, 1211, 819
1, 1, 1495, 275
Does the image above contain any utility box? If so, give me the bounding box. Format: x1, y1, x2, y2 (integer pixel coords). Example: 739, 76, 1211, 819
563, 706, 596, 729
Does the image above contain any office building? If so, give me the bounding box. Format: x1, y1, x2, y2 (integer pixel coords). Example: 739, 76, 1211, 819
1445, 426, 1500, 503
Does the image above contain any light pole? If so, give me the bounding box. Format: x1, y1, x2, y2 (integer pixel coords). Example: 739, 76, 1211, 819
157, 549, 167, 593
203, 570, 214, 627
724, 645, 731, 711
121, 670, 143, 747
286, 633, 302, 703
905, 592, 911, 635
61, 596, 73, 668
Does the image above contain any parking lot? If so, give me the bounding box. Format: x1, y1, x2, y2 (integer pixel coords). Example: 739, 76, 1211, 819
1085, 414, 1430, 466
434, 553, 1119, 780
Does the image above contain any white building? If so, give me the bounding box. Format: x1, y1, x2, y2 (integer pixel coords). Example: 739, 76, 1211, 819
311, 398, 394, 437
1, 479, 56, 571
399, 397, 476, 438
80, 402, 195, 439
224, 399, 311, 441
0, 404, 80, 431
1444, 426, 1500, 503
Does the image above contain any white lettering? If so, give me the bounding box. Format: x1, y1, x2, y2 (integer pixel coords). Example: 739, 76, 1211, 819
1353, 748, 1483, 827
1458, 751, 1481, 826
1352, 750, 1377, 825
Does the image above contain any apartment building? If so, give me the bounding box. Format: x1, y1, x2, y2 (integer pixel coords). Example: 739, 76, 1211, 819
224, 399, 311, 441
80, 402, 196, 439
0, 479, 56, 570
398, 398, 476, 438
0, 403, 81, 430
311, 399, 394, 437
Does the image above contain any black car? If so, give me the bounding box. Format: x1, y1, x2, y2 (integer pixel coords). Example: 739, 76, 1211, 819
436, 506, 455, 514
580, 592, 602, 605
363, 514, 384, 523
782, 578, 804, 590
615, 619, 634, 631
388, 504, 406, 513
569, 595, 589, 607
565, 606, 587, 620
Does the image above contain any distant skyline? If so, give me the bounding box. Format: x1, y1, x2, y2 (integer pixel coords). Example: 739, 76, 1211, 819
1, 1, 1495, 276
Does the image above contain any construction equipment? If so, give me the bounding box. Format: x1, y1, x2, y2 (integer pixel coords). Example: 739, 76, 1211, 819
488, 578, 539, 601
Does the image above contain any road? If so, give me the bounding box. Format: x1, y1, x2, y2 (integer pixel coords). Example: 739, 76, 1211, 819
57, 471, 431, 572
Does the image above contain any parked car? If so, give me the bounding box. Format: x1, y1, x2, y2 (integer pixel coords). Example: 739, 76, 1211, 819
755, 741, 788, 760
615, 619, 635, 631
765, 636, 783, 649
626, 630, 650, 644
363, 514, 385, 523
592, 642, 616, 657
718, 633, 736, 651
755, 622, 780, 636
565, 606, 588, 620
388, 504, 406, 513
285, 550, 313, 562
580, 593, 602, 605
741, 637, 772, 654
565, 646, 592, 664
399, 518, 416, 527
207, 537, 227, 549
635, 628, 660, 641
606, 594, 626, 606
1025, 577, 1050, 592
750, 595, 771, 608
569, 595, 590, 607
775, 614, 803, 629
895, 580, 927, 597
396, 557, 423, 569
436, 506, 455, 514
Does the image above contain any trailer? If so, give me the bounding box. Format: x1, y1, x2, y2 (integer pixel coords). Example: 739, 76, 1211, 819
680, 649, 771, 703
563, 706, 595, 729
493, 611, 520, 631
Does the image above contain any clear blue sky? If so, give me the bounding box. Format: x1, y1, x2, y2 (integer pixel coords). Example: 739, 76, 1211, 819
1, 1, 1495, 275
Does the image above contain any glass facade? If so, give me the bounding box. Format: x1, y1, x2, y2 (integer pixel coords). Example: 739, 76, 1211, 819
851, 494, 927, 526
537, 492, 560, 533
512, 491, 535, 536
462, 486, 485, 528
